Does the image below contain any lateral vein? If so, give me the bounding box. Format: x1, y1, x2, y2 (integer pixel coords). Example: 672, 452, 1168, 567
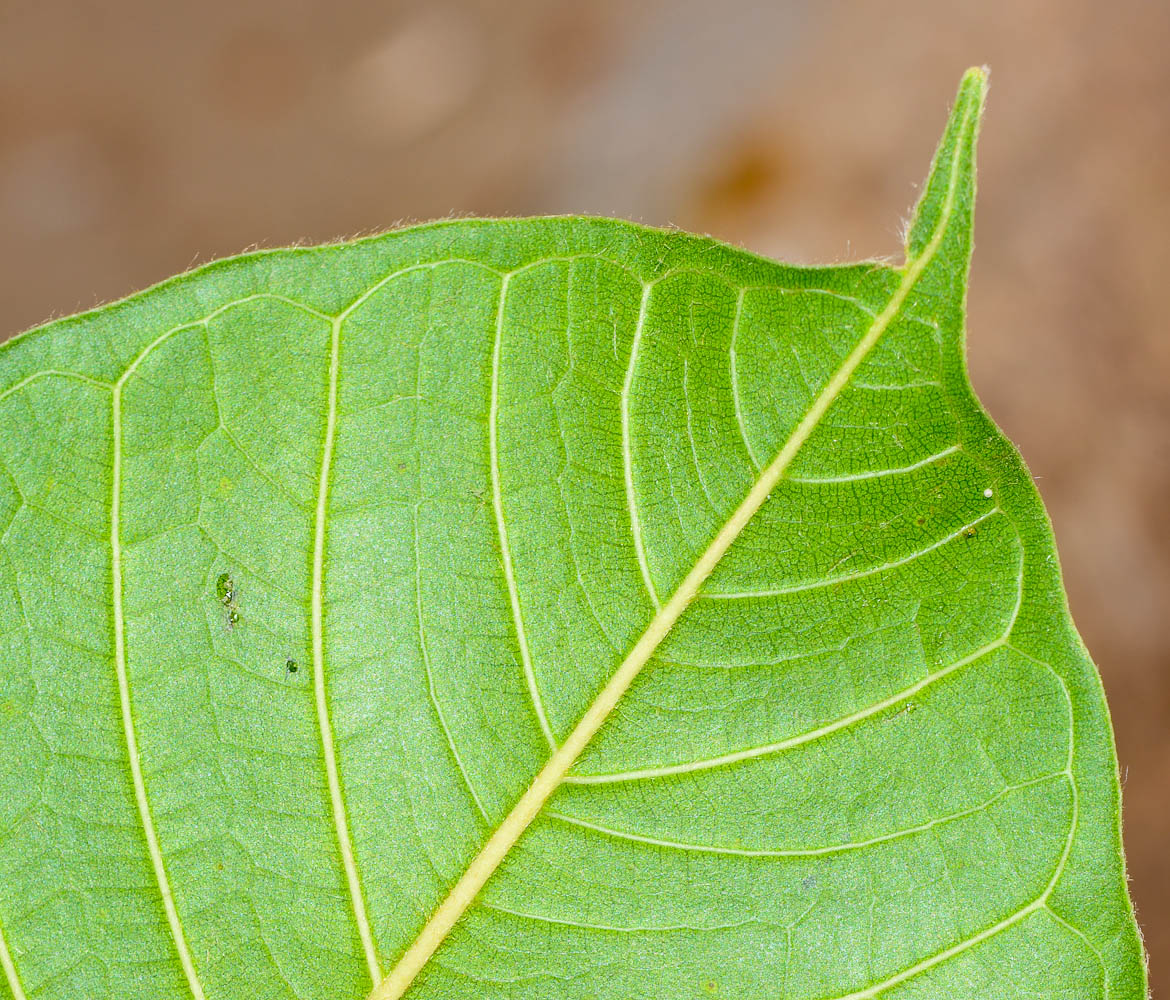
414, 505, 490, 824
546, 771, 1067, 858
728, 289, 759, 470
111, 374, 207, 1000
701, 507, 998, 601
825, 641, 1080, 1000
563, 633, 1006, 785
623, 283, 661, 607
786, 442, 961, 484
490, 273, 557, 749
312, 314, 383, 985
0, 369, 113, 403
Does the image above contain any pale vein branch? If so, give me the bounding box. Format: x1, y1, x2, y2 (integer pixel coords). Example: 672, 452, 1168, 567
547, 771, 1067, 858
728, 288, 759, 470
623, 283, 661, 608
490, 272, 557, 750
828, 643, 1081, 1000
700, 507, 998, 601
0, 369, 113, 403
413, 505, 490, 824
312, 314, 383, 984
110, 364, 207, 1000
563, 634, 1006, 785
786, 443, 961, 484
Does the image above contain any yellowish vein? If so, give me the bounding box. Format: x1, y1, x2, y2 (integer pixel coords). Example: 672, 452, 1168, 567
623, 282, 661, 607
0, 916, 27, 1000
489, 273, 557, 749
313, 315, 383, 984
547, 771, 1066, 859
563, 625, 1010, 786
111, 365, 207, 1000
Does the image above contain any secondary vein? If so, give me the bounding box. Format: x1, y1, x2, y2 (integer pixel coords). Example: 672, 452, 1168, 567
546, 771, 1067, 858
312, 314, 383, 984
700, 507, 999, 601
563, 629, 1009, 786
623, 283, 661, 607
111, 369, 207, 1000
489, 273, 557, 749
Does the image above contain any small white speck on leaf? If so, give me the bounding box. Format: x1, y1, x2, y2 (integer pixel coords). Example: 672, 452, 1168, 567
983, 488, 993, 498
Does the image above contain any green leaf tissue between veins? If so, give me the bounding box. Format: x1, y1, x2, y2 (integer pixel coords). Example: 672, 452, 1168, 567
0, 68, 1146, 1000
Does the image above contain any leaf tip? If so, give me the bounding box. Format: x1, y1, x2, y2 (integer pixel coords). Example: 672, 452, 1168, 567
904, 67, 989, 259
962, 64, 991, 92
957, 66, 991, 122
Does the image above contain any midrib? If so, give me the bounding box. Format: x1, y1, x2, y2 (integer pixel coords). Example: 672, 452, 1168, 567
0, 916, 27, 1000
368, 97, 975, 1000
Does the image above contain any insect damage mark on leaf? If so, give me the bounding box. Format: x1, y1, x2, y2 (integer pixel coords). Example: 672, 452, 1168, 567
216, 571, 240, 629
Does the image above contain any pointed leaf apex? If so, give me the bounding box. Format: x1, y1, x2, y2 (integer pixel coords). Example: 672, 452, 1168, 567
905, 68, 988, 260
963, 64, 991, 89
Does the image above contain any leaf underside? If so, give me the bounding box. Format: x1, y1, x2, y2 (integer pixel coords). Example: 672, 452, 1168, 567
0, 70, 1145, 1000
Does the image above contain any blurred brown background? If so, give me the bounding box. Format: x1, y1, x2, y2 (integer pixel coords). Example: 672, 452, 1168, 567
1, 0, 1166, 990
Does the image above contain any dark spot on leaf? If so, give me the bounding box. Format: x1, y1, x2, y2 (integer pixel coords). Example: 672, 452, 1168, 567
286, 659, 298, 674
217, 571, 241, 628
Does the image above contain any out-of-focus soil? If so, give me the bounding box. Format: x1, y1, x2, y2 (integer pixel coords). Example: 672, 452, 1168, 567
2, 0, 1166, 988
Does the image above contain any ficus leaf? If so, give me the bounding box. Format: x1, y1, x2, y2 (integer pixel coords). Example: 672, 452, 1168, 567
0, 68, 1146, 1000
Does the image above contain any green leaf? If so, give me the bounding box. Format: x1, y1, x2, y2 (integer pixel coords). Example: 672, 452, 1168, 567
0, 68, 1145, 1000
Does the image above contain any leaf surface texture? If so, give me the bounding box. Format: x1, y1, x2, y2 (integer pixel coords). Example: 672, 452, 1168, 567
0, 70, 1145, 1000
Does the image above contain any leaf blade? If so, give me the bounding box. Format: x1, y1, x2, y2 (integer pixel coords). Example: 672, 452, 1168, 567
0, 68, 1145, 1000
